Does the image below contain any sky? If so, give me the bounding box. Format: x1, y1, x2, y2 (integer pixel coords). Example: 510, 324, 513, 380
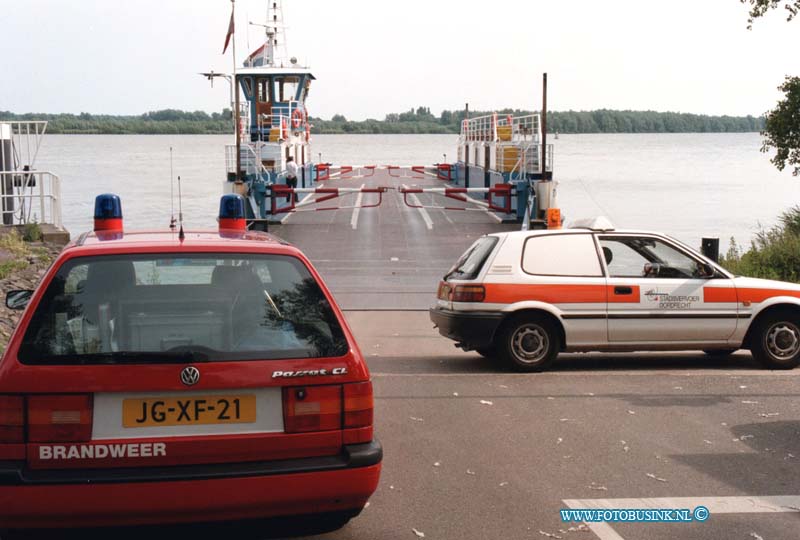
1, 0, 798, 120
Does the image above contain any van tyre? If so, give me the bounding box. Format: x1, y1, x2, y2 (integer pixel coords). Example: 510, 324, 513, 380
497, 314, 560, 372
751, 311, 800, 370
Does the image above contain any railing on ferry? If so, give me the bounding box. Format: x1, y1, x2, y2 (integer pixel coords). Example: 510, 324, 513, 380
225, 144, 273, 182
0, 171, 62, 229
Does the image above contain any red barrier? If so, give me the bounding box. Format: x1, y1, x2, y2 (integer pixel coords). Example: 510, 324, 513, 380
315, 164, 330, 181
399, 184, 513, 213
271, 186, 388, 214
436, 163, 453, 181
410, 165, 426, 179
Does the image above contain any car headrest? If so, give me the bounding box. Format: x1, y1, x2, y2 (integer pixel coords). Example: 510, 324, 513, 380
602, 246, 613, 265
85, 260, 136, 293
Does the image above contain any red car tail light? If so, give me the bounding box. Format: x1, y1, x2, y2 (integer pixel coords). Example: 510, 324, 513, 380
451, 285, 486, 302
27, 395, 93, 443
0, 396, 25, 443
283, 385, 342, 433
344, 382, 374, 429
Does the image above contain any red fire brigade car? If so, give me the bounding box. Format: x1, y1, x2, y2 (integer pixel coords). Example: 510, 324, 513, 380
0, 194, 381, 531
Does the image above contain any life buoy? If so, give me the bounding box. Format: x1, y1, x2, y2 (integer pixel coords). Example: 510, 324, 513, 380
281, 117, 288, 139
291, 109, 304, 129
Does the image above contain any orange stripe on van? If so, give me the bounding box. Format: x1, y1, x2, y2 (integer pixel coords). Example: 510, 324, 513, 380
704, 287, 800, 304
703, 288, 738, 303
739, 288, 800, 303
482, 284, 640, 304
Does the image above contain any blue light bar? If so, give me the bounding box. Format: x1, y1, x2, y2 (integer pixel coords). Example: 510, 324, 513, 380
94, 194, 123, 219
219, 194, 245, 219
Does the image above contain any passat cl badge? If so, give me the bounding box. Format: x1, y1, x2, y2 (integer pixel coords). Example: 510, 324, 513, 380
180, 366, 200, 386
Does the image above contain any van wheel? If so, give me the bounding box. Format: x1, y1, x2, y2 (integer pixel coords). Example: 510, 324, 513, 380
497, 315, 559, 372
751, 312, 800, 370
703, 349, 737, 357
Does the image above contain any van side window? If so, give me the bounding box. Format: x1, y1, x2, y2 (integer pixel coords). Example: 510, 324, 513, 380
600, 236, 703, 278
522, 234, 603, 277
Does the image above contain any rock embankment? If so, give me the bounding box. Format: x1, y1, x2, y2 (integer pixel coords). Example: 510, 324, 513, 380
0, 231, 62, 352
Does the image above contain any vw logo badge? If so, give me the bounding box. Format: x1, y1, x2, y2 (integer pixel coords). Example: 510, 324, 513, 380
180, 366, 200, 386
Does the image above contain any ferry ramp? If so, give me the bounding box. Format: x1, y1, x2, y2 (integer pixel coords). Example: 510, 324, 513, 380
269, 168, 519, 310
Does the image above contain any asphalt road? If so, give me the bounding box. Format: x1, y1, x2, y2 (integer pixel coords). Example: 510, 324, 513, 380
264, 170, 800, 540
9, 172, 798, 539
270, 168, 518, 310
304, 311, 800, 540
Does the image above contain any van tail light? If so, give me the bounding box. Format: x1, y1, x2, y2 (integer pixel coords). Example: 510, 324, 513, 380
344, 382, 373, 429
283, 385, 342, 433
0, 396, 25, 443
451, 285, 486, 303
437, 281, 451, 301
27, 395, 93, 443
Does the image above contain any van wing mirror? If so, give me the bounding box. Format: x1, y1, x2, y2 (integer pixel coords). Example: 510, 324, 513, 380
5, 290, 33, 310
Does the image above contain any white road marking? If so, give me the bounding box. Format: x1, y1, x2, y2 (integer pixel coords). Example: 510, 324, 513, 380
278, 192, 313, 224
562, 496, 800, 540
485, 209, 502, 223
351, 184, 365, 229
400, 184, 433, 230
409, 193, 433, 229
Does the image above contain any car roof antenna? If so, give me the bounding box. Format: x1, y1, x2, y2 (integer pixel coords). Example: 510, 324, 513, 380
177, 175, 185, 241
169, 147, 177, 230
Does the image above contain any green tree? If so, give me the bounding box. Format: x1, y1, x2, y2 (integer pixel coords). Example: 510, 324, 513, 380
762, 77, 800, 176
740, 0, 799, 28
742, 1, 799, 175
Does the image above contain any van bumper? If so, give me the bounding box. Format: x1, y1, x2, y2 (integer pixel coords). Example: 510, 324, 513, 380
429, 308, 504, 350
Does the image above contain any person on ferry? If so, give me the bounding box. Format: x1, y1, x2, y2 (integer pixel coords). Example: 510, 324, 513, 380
285, 156, 298, 201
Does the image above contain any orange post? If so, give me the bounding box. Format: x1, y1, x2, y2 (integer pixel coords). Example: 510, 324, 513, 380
546, 208, 562, 229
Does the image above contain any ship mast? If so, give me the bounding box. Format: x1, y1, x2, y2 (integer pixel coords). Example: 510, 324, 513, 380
253, 0, 289, 68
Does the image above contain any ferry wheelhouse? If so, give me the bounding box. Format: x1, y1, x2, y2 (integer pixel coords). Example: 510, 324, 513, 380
217, 3, 314, 229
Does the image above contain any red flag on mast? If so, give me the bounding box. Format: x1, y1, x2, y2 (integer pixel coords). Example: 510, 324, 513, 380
222, 7, 234, 54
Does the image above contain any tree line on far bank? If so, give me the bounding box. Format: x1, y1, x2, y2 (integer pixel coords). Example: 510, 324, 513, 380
0, 107, 764, 135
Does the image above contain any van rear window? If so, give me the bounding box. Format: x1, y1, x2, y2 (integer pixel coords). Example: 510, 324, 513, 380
18, 253, 348, 365
445, 237, 498, 281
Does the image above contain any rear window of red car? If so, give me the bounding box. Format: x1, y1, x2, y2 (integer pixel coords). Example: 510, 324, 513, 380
18, 253, 349, 364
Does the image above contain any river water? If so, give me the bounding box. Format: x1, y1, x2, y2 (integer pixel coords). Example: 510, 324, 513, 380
36, 133, 800, 252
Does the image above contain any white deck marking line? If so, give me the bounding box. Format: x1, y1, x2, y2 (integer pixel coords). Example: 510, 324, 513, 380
442, 208, 454, 224
409, 193, 433, 230
486, 210, 502, 223
400, 183, 433, 230
278, 192, 314, 224
351, 184, 365, 229
563, 496, 800, 540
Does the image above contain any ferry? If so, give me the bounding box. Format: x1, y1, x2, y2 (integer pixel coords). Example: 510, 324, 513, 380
205, 0, 558, 237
